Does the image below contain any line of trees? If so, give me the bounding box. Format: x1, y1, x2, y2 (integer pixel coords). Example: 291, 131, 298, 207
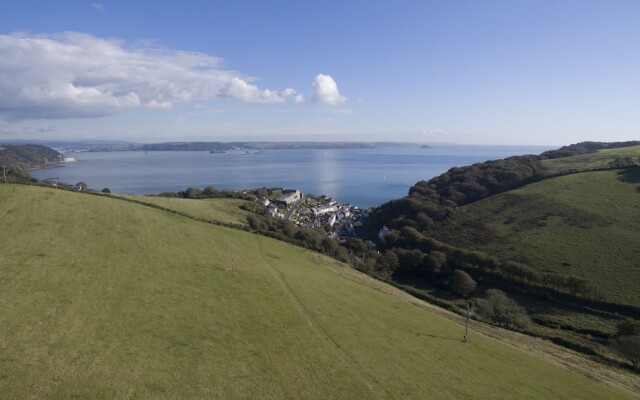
373, 226, 603, 301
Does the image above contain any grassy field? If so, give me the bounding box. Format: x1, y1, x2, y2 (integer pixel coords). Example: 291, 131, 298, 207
0, 184, 637, 399
432, 168, 640, 306
541, 145, 640, 175
118, 194, 251, 226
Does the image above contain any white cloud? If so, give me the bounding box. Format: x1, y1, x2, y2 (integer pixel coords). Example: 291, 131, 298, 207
147, 100, 173, 109
312, 74, 346, 105
282, 88, 296, 97
0, 32, 294, 121
282, 88, 304, 103
92, 3, 105, 12
222, 77, 284, 104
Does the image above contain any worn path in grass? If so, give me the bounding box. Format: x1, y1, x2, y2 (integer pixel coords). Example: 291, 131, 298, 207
0, 184, 637, 399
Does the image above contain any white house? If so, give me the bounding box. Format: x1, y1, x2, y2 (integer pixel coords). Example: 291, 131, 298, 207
311, 205, 337, 215
266, 205, 279, 216
277, 189, 302, 205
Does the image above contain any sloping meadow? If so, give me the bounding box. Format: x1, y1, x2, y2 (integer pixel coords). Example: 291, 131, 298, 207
0, 184, 635, 399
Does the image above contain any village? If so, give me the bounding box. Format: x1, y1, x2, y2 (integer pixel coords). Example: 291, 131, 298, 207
256, 189, 370, 238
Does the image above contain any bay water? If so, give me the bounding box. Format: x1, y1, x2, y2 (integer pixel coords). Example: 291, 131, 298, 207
31, 144, 552, 208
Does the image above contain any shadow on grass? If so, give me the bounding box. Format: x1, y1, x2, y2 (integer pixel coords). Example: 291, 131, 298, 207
617, 167, 640, 184
421, 333, 463, 342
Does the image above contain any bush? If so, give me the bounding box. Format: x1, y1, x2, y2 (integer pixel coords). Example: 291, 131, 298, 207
451, 269, 476, 297
477, 289, 530, 329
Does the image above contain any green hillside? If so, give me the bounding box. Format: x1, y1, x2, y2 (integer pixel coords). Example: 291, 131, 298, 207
0, 144, 64, 183
540, 145, 640, 175
430, 167, 640, 306
118, 194, 251, 226
0, 144, 63, 170
0, 184, 635, 399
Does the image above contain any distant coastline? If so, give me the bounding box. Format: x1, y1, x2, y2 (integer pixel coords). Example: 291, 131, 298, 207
90, 141, 388, 152
3, 139, 433, 153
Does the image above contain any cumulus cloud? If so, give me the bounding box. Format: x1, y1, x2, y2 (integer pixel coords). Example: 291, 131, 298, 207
312, 74, 346, 105
282, 88, 304, 103
222, 77, 284, 104
0, 32, 296, 121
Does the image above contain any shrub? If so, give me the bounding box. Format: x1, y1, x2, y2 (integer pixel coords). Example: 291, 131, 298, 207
477, 289, 530, 329
451, 269, 476, 297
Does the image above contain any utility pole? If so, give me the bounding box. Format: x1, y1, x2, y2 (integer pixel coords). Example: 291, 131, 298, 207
229, 244, 235, 272
463, 302, 472, 342
2, 166, 6, 184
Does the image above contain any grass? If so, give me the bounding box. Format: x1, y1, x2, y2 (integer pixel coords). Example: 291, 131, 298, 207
432, 168, 640, 306
117, 194, 251, 226
541, 145, 640, 175
0, 184, 637, 399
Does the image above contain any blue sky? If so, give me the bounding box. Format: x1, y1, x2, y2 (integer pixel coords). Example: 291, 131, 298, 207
0, 0, 638, 145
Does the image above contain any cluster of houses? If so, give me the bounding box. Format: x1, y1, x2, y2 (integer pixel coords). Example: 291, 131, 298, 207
257, 189, 302, 218
256, 189, 369, 236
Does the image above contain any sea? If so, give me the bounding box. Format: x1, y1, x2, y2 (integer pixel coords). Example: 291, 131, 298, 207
30, 144, 553, 208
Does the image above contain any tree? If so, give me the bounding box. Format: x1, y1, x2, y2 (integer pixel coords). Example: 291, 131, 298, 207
75, 181, 88, 191
101, 187, 111, 193
185, 187, 201, 199
202, 186, 219, 197
422, 251, 446, 276
477, 289, 530, 329
451, 269, 476, 297
612, 319, 640, 369
375, 250, 400, 277
343, 238, 370, 257
394, 248, 425, 277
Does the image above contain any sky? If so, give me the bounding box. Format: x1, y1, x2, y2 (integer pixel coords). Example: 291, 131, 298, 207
0, 0, 639, 145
